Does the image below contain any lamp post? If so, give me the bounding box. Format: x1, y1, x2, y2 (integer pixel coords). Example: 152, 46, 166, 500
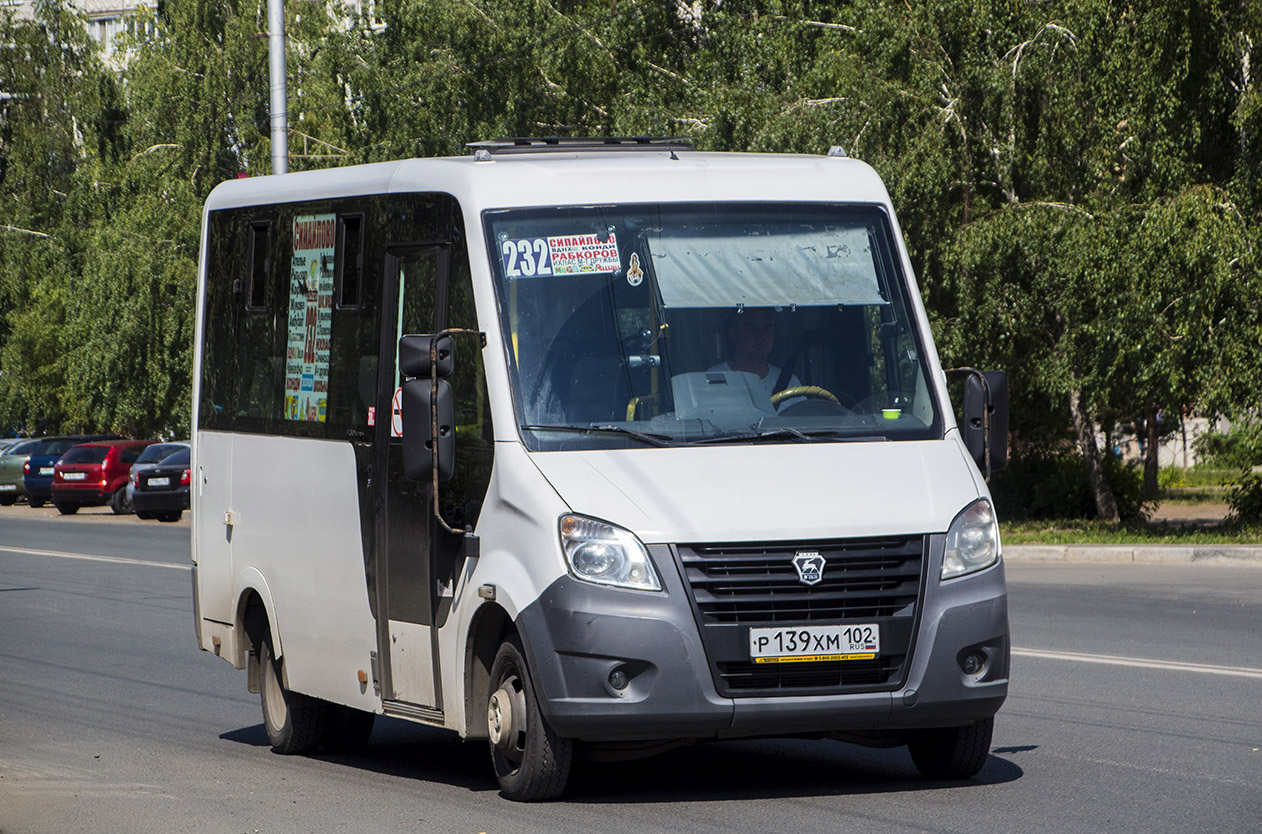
267, 0, 288, 175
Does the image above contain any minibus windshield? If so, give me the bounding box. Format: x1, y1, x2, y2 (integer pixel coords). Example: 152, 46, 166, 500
485, 203, 942, 451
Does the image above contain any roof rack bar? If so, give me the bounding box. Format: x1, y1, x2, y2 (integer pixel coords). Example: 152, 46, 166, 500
468, 136, 695, 155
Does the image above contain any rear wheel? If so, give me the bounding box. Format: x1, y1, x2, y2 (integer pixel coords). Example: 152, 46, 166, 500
28, 497, 45, 509
135, 510, 155, 520
259, 635, 327, 754
54, 501, 78, 515
109, 486, 131, 515
158, 511, 182, 522
907, 717, 994, 780
487, 635, 572, 801
0, 495, 16, 506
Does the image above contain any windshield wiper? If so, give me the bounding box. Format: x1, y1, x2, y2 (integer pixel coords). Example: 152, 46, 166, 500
521, 424, 676, 447
691, 428, 887, 445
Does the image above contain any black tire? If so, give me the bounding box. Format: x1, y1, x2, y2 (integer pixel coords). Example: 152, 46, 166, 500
907, 717, 994, 780
487, 635, 572, 801
28, 497, 45, 509
321, 704, 376, 754
135, 510, 155, 520
158, 511, 182, 522
259, 635, 327, 755
0, 495, 16, 506
54, 501, 78, 515
109, 487, 131, 515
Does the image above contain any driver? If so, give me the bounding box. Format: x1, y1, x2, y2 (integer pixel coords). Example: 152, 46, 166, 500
708, 307, 803, 407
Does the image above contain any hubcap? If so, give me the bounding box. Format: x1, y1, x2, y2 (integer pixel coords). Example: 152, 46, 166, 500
488, 677, 526, 759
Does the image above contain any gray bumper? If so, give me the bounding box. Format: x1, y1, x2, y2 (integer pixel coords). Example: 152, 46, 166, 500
516, 542, 1008, 742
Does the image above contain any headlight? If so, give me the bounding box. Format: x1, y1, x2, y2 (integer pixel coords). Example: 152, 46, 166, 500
942, 499, 1001, 580
559, 515, 662, 591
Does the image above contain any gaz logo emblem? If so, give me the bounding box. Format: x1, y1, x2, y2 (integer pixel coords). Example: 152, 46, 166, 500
792, 551, 826, 586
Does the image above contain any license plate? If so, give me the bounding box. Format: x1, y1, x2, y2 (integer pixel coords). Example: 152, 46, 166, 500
749, 624, 880, 663
63, 472, 86, 481
0, 484, 14, 492
149, 477, 170, 487
39, 467, 54, 475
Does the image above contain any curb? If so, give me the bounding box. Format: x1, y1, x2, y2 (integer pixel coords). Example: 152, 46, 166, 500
1005, 544, 1262, 564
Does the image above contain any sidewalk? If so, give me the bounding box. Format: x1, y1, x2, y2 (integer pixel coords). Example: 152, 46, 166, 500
1005, 544, 1262, 564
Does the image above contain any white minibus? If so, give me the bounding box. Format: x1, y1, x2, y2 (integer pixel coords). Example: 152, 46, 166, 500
191, 138, 1009, 801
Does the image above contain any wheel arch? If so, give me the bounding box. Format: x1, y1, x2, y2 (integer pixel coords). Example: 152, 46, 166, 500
464, 601, 514, 740
234, 568, 282, 667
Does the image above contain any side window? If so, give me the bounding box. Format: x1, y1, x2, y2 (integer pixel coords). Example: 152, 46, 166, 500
336, 214, 365, 309
247, 221, 271, 310
440, 225, 494, 530
238, 214, 284, 429
327, 207, 380, 432
121, 446, 145, 464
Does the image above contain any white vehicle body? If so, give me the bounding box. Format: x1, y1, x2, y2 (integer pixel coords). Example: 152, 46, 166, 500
191, 140, 1008, 799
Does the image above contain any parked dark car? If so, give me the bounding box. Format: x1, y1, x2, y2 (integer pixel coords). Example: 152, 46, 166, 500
132, 447, 191, 522
126, 441, 190, 507
51, 439, 155, 514
22, 435, 122, 508
0, 438, 42, 506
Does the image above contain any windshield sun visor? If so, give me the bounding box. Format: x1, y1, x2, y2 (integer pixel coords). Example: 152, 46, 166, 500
647, 228, 886, 309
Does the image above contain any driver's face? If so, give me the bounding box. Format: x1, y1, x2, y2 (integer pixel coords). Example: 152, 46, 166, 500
730, 311, 775, 358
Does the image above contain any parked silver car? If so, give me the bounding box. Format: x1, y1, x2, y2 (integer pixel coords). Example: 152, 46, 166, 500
0, 438, 41, 506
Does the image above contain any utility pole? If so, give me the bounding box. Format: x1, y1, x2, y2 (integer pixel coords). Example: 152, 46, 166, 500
267, 0, 288, 175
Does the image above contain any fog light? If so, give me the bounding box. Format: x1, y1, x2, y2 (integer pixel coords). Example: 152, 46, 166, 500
608, 669, 629, 691
961, 652, 987, 676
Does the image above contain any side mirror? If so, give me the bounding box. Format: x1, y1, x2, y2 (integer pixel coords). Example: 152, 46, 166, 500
963, 370, 1008, 475
402, 378, 455, 482
399, 334, 455, 483
399, 333, 453, 379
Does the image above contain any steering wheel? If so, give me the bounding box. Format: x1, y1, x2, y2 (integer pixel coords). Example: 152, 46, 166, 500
770, 385, 841, 406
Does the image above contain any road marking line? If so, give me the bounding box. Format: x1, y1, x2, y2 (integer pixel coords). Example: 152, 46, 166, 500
1014, 647, 1262, 679
0, 545, 189, 570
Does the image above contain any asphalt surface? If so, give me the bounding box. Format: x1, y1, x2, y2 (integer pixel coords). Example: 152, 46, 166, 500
1, 509, 1259, 833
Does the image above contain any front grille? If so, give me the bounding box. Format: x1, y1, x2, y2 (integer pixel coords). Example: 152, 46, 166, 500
675, 536, 925, 696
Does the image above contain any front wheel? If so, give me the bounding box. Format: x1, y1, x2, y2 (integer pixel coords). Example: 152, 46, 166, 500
907, 717, 994, 780
487, 635, 572, 801
259, 635, 327, 754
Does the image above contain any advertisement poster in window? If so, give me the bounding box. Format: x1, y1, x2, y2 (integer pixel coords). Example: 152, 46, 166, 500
285, 214, 335, 422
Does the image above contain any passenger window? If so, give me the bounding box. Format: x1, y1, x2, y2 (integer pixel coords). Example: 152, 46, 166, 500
337, 214, 365, 309
247, 221, 271, 310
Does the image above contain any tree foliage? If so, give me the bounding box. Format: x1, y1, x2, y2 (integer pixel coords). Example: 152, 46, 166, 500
0, 0, 1259, 518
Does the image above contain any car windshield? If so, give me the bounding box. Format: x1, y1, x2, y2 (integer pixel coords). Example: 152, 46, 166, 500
2, 439, 39, 456
486, 202, 941, 451
61, 446, 109, 465
137, 444, 185, 464
34, 438, 82, 457
158, 448, 191, 467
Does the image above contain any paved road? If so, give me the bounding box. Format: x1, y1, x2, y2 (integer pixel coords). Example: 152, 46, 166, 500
1, 512, 1259, 833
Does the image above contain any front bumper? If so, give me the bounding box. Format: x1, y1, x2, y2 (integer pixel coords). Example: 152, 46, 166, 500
515, 539, 1008, 742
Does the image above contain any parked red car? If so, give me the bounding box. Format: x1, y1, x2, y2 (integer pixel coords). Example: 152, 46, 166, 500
51, 440, 155, 515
